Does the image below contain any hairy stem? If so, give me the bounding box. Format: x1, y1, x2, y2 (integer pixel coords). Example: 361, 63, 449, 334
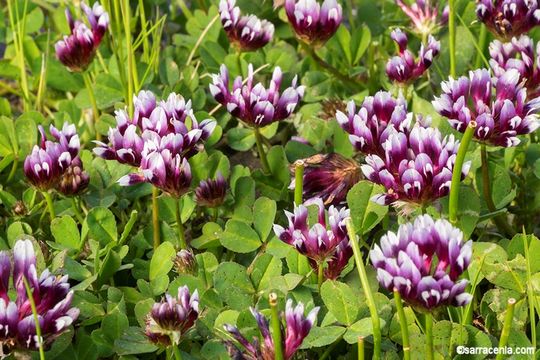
425, 313, 434, 360
448, 0, 456, 77
43, 191, 56, 219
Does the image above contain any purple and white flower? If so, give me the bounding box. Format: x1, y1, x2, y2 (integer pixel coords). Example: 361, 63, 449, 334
24, 123, 85, 191
195, 172, 228, 207
94, 91, 216, 166
395, 0, 448, 36
224, 299, 319, 360
476, 0, 540, 40
433, 68, 540, 147
145, 286, 199, 346
336, 91, 411, 156
284, 0, 343, 46
219, 0, 274, 51
370, 215, 473, 310
386, 28, 440, 84
57, 157, 90, 196
361, 123, 470, 206
0, 239, 79, 353
55, 2, 109, 72
118, 132, 193, 198
209, 64, 305, 127
274, 198, 349, 262
489, 35, 540, 99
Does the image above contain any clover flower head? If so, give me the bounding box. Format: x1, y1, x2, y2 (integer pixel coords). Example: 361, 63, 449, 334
386, 28, 440, 83
55, 2, 109, 71
433, 68, 540, 147
476, 0, 540, 40
145, 286, 199, 346
219, 0, 274, 51
209, 64, 305, 127
370, 215, 473, 310
284, 0, 343, 46
336, 91, 411, 156
0, 240, 79, 354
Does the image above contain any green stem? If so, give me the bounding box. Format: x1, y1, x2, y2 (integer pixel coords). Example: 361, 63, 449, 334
425, 313, 434, 360
358, 337, 365, 360
253, 127, 271, 174
175, 197, 187, 249
42, 191, 55, 219
152, 187, 161, 249
448, 0, 456, 77
480, 144, 516, 237
122, 0, 135, 114
294, 160, 305, 206
345, 218, 381, 360
495, 298, 516, 360
236, 51, 243, 77
269, 293, 285, 360
317, 261, 324, 292
71, 198, 84, 223
169, 336, 183, 360
449, 122, 476, 224
82, 71, 100, 140
394, 290, 411, 360
22, 276, 45, 360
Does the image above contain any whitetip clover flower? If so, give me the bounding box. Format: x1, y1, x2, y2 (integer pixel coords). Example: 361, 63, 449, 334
195, 172, 228, 207
94, 91, 216, 167
0, 240, 79, 354
273, 198, 352, 279
370, 215, 473, 310
433, 68, 540, 147
361, 122, 470, 206
386, 28, 440, 84
489, 35, 540, 99
224, 300, 319, 360
336, 91, 411, 156
55, 2, 109, 72
209, 64, 305, 127
118, 132, 193, 198
476, 0, 540, 40
219, 0, 274, 51
284, 0, 343, 46
395, 0, 448, 36
24, 122, 87, 193
145, 286, 199, 346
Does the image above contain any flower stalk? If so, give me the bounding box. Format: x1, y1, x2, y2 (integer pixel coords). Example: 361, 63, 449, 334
294, 159, 305, 205
82, 71, 100, 140
358, 337, 364, 360
152, 187, 160, 249
394, 289, 411, 360
448, 0, 456, 77
425, 313, 434, 360
176, 197, 187, 250
269, 293, 285, 360
496, 298, 516, 360
345, 218, 381, 360
254, 127, 271, 174
449, 121, 476, 224
42, 191, 56, 219
22, 276, 45, 360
